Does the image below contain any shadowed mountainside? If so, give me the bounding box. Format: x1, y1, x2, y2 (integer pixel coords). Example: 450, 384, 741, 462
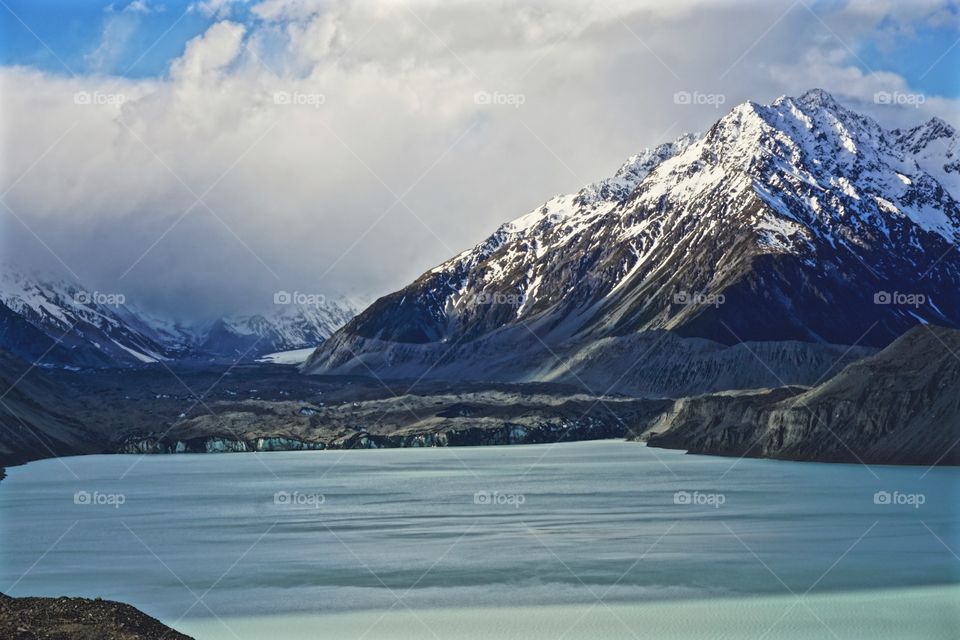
640, 325, 960, 465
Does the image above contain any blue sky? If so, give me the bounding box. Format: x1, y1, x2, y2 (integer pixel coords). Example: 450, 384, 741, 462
2, 0, 958, 97
0, 0, 219, 77
858, 14, 960, 97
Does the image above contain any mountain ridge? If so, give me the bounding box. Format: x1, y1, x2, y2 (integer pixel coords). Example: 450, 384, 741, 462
305, 89, 960, 389
0, 268, 359, 367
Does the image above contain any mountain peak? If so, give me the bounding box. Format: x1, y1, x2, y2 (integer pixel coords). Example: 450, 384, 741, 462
921, 116, 956, 138
311, 89, 960, 367
795, 88, 843, 110
578, 132, 700, 205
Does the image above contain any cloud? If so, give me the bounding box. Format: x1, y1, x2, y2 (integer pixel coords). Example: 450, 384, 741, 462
190, 0, 249, 19
86, 1, 161, 72
171, 20, 246, 81
1, 0, 957, 319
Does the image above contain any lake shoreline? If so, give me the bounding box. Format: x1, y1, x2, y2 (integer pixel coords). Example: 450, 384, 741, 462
176, 585, 960, 640
3, 427, 956, 490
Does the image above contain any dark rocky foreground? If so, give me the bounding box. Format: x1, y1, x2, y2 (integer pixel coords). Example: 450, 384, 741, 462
0, 593, 192, 640
637, 325, 960, 465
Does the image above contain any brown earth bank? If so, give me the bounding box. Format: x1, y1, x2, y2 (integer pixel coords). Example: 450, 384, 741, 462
0, 593, 192, 640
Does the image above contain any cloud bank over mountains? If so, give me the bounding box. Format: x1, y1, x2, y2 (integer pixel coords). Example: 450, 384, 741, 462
1, 0, 957, 319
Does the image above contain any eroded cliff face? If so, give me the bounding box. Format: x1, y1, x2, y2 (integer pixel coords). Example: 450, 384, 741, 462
641, 326, 960, 465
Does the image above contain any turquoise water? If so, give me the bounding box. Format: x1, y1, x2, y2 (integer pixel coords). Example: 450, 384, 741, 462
1, 441, 957, 638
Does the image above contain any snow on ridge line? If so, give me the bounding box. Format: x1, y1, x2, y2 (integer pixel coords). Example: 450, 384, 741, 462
428, 131, 702, 276
348, 89, 960, 349
440, 89, 957, 290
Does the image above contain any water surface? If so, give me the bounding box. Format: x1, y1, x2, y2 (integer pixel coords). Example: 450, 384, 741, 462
1, 441, 957, 638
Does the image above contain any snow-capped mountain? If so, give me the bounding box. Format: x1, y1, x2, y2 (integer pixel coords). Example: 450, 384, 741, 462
195, 300, 359, 359
893, 116, 959, 197
306, 90, 960, 385
0, 269, 176, 367
0, 268, 359, 367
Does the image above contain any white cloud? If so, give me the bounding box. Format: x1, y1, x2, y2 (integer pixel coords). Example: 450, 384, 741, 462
170, 20, 246, 81
86, 1, 161, 71
190, 0, 249, 19
1, 0, 957, 318
125, 0, 156, 14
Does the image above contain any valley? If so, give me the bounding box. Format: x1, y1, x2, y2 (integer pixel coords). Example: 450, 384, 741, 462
3, 0, 959, 635
2, 90, 959, 477
2, 325, 957, 477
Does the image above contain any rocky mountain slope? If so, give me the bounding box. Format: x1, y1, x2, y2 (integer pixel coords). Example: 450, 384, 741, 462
0, 348, 104, 467
641, 325, 960, 465
0, 269, 178, 367
306, 90, 959, 390
0, 268, 358, 366
301, 325, 873, 397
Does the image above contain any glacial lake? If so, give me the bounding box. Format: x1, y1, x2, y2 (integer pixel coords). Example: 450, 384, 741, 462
1, 441, 958, 639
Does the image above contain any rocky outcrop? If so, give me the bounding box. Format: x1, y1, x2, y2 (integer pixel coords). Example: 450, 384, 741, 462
0, 592, 193, 640
642, 326, 960, 465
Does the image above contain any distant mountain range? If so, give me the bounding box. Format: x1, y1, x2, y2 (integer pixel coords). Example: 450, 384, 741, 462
304, 89, 959, 395
0, 269, 359, 368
